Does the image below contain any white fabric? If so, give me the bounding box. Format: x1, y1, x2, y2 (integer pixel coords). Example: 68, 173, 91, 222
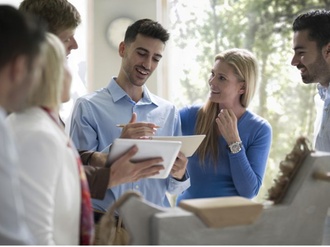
0, 107, 34, 244
314, 93, 324, 148
6, 107, 81, 245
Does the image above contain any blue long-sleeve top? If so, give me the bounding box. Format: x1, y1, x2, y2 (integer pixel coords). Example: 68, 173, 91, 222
177, 105, 272, 203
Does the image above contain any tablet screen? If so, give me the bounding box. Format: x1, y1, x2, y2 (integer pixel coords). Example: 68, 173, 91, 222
106, 138, 182, 179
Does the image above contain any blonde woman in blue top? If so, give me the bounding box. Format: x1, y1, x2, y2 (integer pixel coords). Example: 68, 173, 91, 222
177, 48, 272, 202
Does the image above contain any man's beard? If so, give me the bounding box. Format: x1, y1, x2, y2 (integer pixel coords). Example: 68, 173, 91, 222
302, 55, 329, 84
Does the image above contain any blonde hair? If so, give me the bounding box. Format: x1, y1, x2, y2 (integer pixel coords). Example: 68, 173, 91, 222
195, 48, 259, 165
28, 32, 66, 108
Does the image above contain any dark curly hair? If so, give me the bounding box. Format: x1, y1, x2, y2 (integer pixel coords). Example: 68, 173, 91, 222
124, 18, 170, 44
293, 9, 330, 49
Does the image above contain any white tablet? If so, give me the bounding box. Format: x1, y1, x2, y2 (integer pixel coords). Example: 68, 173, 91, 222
107, 138, 182, 179
152, 135, 206, 157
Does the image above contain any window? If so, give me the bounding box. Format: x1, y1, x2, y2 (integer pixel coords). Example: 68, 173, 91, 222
167, 0, 321, 201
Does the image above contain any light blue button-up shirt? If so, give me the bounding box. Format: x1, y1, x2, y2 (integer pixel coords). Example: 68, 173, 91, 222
70, 78, 190, 211
315, 83, 330, 152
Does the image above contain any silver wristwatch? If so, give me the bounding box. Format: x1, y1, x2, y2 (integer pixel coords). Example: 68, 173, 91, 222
228, 141, 242, 154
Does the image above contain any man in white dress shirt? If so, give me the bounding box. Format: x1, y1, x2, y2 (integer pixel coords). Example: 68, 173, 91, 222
0, 5, 46, 244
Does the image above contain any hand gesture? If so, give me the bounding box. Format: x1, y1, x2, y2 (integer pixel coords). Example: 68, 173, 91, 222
215, 109, 241, 144
170, 151, 188, 180
108, 145, 164, 188
120, 112, 159, 139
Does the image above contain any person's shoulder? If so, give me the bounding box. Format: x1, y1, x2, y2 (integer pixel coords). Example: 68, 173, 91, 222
7, 108, 64, 143
79, 80, 114, 102
74, 86, 111, 109
148, 93, 179, 112
245, 110, 272, 130
78, 87, 107, 101
180, 103, 203, 114
149, 93, 173, 104
7, 107, 44, 125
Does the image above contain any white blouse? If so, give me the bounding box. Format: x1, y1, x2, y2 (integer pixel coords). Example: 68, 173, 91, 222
6, 107, 81, 245
0, 107, 33, 244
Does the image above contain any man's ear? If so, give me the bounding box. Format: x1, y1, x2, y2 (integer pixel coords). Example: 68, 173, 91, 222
323, 43, 330, 60
118, 41, 125, 57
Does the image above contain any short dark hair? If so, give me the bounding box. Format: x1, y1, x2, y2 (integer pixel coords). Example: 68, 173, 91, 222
293, 9, 330, 49
19, 0, 81, 34
124, 18, 170, 44
0, 5, 46, 69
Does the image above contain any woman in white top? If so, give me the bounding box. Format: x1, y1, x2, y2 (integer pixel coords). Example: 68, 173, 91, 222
6, 33, 93, 245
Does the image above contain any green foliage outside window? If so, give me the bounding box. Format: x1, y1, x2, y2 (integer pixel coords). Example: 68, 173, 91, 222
169, 0, 329, 202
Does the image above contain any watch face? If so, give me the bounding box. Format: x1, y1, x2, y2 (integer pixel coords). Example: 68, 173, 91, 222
230, 143, 242, 154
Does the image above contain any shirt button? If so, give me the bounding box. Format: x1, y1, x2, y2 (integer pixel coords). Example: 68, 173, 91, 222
135, 185, 139, 189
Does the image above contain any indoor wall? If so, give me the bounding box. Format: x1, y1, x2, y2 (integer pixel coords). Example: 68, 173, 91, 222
88, 0, 168, 97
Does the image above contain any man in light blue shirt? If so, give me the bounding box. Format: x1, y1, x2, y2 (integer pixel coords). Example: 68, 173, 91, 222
315, 83, 330, 151
291, 9, 330, 152
70, 19, 190, 213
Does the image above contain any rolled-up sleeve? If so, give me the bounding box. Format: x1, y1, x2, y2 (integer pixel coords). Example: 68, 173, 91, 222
168, 172, 190, 195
